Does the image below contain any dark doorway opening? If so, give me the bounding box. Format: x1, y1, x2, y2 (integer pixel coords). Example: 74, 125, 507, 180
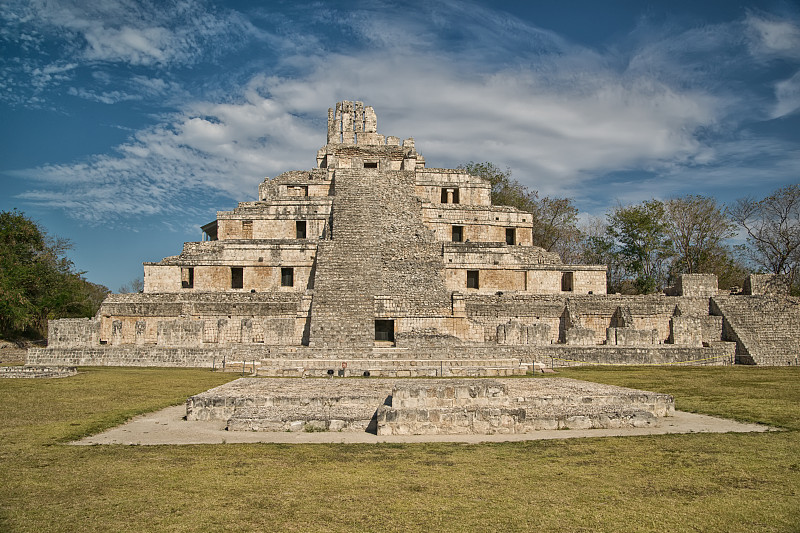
281, 267, 294, 287
231, 267, 244, 289
374, 319, 395, 343
506, 228, 516, 245
467, 270, 479, 289
561, 272, 574, 292
181, 267, 194, 289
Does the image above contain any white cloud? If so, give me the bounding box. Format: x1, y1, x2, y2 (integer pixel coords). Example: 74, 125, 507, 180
9, 2, 800, 223
746, 14, 800, 59
0, 0, 261, 106
773, 71, 800, 118
14, 44, 721, 219
20, 0, 258, 67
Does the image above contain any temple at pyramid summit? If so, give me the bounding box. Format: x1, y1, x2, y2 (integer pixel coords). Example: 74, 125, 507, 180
28, 101, 800, 372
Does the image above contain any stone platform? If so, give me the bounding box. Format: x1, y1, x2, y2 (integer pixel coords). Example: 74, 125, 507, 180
186, 377, 674, 435
0, 365, 78, 378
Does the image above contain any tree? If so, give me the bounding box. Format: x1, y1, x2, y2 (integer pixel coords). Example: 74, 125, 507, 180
605, 200, 673, 294
460, 161, 581, 256
663, 195, 748, 289
730, 184, 800, 293
0, 210, 109, 338
665, 195, 737, 275
578, 216, 626, 293
118, 277, 144, 294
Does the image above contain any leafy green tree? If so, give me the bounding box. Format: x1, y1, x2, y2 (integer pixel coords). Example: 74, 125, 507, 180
0, 210, 109, 338
460, 162, 581, 257
605, 200, 673, 294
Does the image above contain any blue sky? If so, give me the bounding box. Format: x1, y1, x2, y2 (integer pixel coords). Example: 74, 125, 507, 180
1, 0, 799, 291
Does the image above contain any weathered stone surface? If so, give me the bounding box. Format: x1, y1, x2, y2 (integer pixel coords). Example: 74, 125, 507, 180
186, 377, 674, 435
0, 366, 77, 378
29, 102, 799, 367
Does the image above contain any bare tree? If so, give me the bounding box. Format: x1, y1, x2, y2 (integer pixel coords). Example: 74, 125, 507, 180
665, 195, 743, 288
730, 184, 800, 291
118, 276, 144, 294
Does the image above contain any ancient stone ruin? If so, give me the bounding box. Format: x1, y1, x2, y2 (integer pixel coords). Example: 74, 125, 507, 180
186, 377, 675, 435
28, 101, 800, 371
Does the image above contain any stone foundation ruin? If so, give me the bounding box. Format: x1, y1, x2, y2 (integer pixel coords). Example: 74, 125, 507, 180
186, 377, 675, 435
28, 101, 800, 370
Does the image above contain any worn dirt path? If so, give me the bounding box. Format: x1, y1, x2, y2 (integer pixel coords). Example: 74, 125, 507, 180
71, 405, 775, 445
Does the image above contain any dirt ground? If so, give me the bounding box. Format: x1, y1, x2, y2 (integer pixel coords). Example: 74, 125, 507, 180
72, 405, 775, 446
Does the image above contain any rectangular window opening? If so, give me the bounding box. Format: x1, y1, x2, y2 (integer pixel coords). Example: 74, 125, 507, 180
506, 228, 516, 245
452, 225, 464, 243
467, 270, 480, 289
231, 267, 243, 289
288, 185, 308, 197
375, 319, 395, 343
441, 187, 460, 204
296, 220, 307, 239
181, 267, 194, 289
364, 161, 378, 168
561, 272, 574, 292
281, 267, 294, 287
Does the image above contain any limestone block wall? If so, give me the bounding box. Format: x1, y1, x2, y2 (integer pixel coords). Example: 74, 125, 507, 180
95, 316, 301, 347
393, 317, 484, 345
216, 198, 332, 240
144, 241, 317, 293
258, 170, 332, 201
496, 320, 551, 345
319, 143, 412, 171
675, 274, 719, 297
423, 206, 534, 244
414, 168, 491, 206
47, 318, 100, 348
669, 315, 722, 346
743, 274, 791, 296
445, 266, 606, 295
218, 218, 328, 241
607, 327, 659, 346
464, 294, 718, 346
537, 342, 735, 367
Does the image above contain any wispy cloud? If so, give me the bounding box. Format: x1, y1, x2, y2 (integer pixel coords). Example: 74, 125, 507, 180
773, 71, 800, 118
0, 0, 260, 106
746, 13, 800, 60
7, 1, 800, 224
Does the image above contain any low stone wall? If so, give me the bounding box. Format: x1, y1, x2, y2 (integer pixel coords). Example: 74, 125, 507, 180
27, 340, 735, 369
531, 342, 735, 367
26, 347, 235, 367
256, 358, 525, 377
0, 366, 78, 378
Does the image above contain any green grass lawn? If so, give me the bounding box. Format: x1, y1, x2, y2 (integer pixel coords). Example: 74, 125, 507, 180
1, 366, 798, 532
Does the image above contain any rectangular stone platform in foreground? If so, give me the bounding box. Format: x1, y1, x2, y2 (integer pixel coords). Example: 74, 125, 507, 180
186, 377, 674, 435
